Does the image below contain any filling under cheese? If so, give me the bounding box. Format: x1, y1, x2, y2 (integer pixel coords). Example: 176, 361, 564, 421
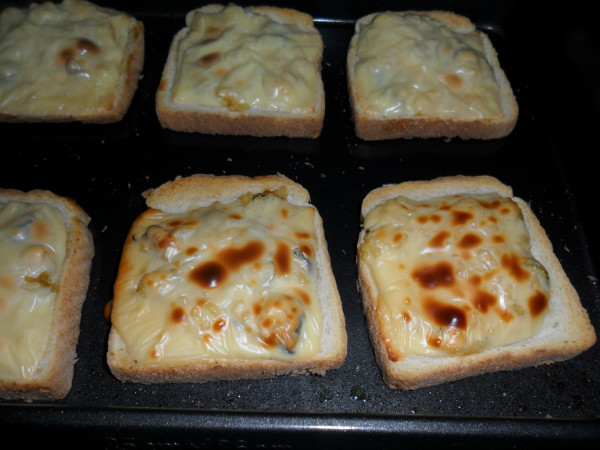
0, 200, 67, 381
352, 12, 503, 119
171, 4, 321, 113
111, 192, 322, 366
359, 193, 550, 360
0, 0, 135, 116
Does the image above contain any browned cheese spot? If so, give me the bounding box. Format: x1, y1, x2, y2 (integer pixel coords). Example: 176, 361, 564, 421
528, 290, 549, 317
429, 230, 450, 249
76, 39, 100, 55
442, 73, 462, 88
479, 199, 501, 209
218, 241, 265, 271
293, 287, 311, 306
427, 335, 442, 348
32, 220, 49, 241
457, 233, 482, 249
189, 261, 227, 289
451, 210, 474, 226
200, 52, 220, 67
213, 318, 227, 332
424, 297, 467, 330
412, 261, 455, 289
299, 244, 312, 258
171, 306, 186, 324
274, 241, 291, 275
473, 290, 497, 313
501, 253, 531, 282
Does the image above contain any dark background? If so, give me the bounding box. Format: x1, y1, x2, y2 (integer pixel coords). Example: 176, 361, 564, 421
1, 1, 599, 448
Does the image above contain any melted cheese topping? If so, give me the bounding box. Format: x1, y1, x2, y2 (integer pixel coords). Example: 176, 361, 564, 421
353, 12, 502, 119
111, 193, 322, 366
359, 194, 550, 360
171, 4, 321, 113
0, 0, 135, 116
0, 200, 67, 381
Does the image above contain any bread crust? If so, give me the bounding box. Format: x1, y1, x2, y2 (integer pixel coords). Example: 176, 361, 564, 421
155, 4, 324, 138
0, 1, 145, 124
107, 174, 347, 383
357, 175, 596, 390
347, 11, 519, 140
0, 189, 94, 401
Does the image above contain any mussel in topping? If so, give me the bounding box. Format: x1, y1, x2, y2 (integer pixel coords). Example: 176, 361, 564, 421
136, 225, 180, 261
255, 294, 305, 353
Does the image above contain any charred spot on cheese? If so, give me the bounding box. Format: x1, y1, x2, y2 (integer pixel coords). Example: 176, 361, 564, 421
171, 4, 322, 114
0, 200, 68, 381
111, 190, 322, 363
190, 261, 227, 289
353, 12, 503, 119
360, 193, 551, 358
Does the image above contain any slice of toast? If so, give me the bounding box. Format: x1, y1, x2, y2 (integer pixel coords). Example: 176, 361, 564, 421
107, 174, 346, 383
156, 4, 325, 138
357, 175, 596, 389
0, 189, 94, 401
347, 11, 518, 140
0, 0, 144, 123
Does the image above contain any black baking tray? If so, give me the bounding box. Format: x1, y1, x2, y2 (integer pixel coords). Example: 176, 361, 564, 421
2, 1, 599, 448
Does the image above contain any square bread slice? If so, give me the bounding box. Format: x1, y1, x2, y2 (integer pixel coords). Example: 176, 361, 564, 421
155, 4, 325, 138
357, 175, 596, 389
107, 174, 347, 383
0, 0, 144, 123
0, 189, 94, 401
347, 11, 518, 140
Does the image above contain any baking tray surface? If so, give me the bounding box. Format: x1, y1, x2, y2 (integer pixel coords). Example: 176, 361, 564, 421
2, 1, 599, 448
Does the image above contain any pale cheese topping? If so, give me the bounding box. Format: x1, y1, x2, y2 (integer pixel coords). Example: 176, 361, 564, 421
171, 4, 321, 113
0, 200, 67, 381
353, 12, 503, 119
0, 0, 135, 116
111, 193, 322, 366
359, 194, 550, 360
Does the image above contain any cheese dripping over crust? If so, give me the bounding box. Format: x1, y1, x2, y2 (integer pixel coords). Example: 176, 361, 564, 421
171, 4, 322, 113
353, 12, 503, 119
0, 0, 137, 117
359, 193, 550, 361
0, 200, 67, 381
111, 192, 322, 366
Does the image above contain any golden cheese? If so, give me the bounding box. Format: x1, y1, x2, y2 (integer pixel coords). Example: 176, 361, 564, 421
359, 194, 550, 360
171, 4, 322, 113
0, 0, 136, 116
111, 193, 322, 366
0, 200, 67, 381
353, 12, 503, 119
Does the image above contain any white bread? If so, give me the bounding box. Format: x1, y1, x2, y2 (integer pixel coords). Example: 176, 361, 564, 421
155, 4, 324, 138
107, 174, 347, 383
0, 0, 144, 124
347, 11, 518, 140
0, 188, 94, 401
357, 175, 596, 390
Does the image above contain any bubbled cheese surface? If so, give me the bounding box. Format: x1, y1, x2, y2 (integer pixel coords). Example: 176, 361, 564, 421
359, 194, 550, 360
111, 193, 322, 366
353, 12, 503, 119
171, 4, 322, 113
0, 201, 67, 381
0, 0, 134, 117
